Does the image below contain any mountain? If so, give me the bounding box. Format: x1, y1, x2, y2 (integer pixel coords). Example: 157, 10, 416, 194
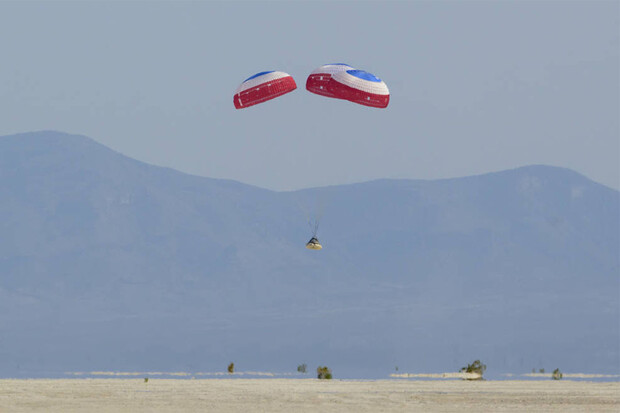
0, 131, 617, 378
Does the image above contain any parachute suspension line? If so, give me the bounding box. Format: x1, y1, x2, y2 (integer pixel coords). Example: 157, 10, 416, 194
308, 217, 319, 238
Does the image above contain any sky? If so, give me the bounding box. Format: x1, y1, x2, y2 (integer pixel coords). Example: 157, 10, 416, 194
0, 1, 618, 191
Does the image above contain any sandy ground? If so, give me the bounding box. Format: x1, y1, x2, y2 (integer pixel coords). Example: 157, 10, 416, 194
0, 379, 618, 412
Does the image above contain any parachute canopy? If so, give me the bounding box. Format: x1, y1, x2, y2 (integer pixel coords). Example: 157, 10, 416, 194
327, 69, 389, 108
305, 237, 322, 250
234, 71, 297, 109
306, 63, 354, 99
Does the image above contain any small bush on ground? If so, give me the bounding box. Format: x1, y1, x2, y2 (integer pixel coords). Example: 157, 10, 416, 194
460, 360, 486, 380
552, 368, 563, 380
228, 362, 234, 374
317, 366, 332, 380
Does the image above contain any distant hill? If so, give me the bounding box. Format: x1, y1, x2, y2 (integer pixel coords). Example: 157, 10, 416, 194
0, 131, 617, 378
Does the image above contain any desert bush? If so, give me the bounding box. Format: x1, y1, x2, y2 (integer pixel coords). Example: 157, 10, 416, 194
552, 368, 563, 380
460, 360, 486, 379
297, 363, 307, 374
228, 362, 235, 374
317, 366, 332, 380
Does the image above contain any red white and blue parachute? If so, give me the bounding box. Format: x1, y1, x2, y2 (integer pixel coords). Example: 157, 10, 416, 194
233, 65, 390, 250
234, 66, 389, 109
327, 69, 390, 108
233, 71, 297, 109
306, 63, 354, 99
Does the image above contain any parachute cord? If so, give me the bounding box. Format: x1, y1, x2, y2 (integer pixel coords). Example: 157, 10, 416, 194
309, 218, 319, 238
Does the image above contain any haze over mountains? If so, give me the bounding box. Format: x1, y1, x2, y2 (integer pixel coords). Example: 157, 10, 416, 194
0, 131, 617, 378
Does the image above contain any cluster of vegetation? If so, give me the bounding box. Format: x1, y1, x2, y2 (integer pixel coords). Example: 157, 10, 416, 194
317, 366, 332, 380
219, 359, 562, 382
222, 359, 560, 381
224, 361, 330, 378
460, 360, 486, 380
533, 367, 562, 379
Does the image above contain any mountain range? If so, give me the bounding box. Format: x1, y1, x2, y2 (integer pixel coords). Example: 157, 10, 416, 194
0, 131, 617, 378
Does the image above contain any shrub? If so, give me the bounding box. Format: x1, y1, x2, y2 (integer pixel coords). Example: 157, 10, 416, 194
317, 366, 332, 380
228, 362, 235, 374
552, 368, 563, 380
297, 363, 307, 374
460, 360, 486, 380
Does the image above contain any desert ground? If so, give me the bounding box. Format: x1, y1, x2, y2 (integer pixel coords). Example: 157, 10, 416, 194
0, 378, 618, 412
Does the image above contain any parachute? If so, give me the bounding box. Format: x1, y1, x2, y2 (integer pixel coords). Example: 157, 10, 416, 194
234, 64, 390, 249
306, 63, 355, 99
233, 71, 297, 109
327, 69, 390, 108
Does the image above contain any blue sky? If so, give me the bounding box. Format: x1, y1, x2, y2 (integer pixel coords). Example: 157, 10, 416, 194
1, 1, 618, 190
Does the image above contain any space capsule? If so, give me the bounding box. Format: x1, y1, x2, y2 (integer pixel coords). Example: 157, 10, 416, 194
305, 237, 322, 250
